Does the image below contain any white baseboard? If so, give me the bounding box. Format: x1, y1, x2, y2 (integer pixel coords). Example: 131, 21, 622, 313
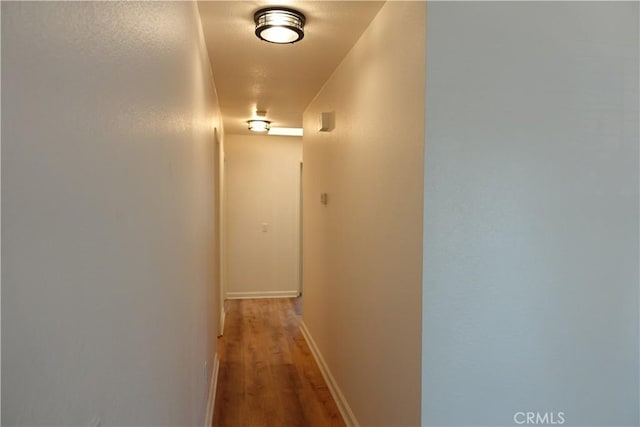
219, 308, 226, 337
204, 353, 220, 427
299, 321, 359, 427
225, 290, 299, 299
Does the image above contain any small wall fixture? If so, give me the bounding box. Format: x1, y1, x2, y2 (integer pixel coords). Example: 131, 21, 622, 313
248, 119, 271, 132
318, 112, 335, 132
254, 7, 305, 44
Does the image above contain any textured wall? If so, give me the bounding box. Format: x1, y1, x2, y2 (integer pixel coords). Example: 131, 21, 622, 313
302, 3, 426, 425
1, 2, 222, 425
422, 2, 639, 425
224, 134, 302, 298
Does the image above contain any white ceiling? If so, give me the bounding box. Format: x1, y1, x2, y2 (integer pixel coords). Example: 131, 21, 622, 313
197, 1, 385, 135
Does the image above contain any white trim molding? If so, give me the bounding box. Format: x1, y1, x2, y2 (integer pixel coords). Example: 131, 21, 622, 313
299, 321, 359, 427
225, 290, 299, 299
219, 308, 226, 337
204, 353, 220, 427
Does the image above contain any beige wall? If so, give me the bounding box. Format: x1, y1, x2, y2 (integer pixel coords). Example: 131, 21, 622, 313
224, 134, 302, 298
1, 2, 222, 425
302, 2, 426, 426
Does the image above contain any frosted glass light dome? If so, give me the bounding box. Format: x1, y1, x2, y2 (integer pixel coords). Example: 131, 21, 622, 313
247, 119, 271, 132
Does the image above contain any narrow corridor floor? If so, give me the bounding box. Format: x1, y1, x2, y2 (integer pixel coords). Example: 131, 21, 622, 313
213, 298, 345, 427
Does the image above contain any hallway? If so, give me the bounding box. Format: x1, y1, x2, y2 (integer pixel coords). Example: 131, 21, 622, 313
214, 299, 345, 427
2, 1, 638, 426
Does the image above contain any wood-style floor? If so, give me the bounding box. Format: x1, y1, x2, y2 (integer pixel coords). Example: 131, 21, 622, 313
213, 298, 346, 427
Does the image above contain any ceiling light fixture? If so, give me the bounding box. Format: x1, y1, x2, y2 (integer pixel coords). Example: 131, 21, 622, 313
247, 119, 271, 132
254, 7, 305, 44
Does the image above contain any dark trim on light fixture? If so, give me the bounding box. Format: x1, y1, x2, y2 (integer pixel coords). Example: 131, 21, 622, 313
254, 7, 305, 44
247, 119, 271, 132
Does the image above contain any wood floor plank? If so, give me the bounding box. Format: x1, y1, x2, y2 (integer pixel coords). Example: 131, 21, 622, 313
213, 298, 345, 427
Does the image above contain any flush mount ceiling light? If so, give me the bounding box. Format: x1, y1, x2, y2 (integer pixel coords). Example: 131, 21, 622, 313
254, 7, 305, 44
247, 119, 271, 132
